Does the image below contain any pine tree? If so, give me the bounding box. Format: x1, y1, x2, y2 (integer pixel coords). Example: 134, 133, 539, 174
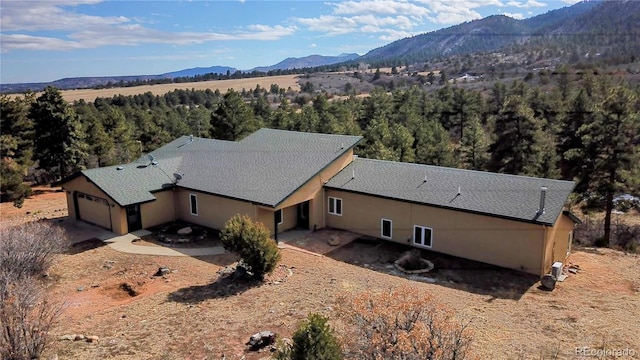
210, 90, 261, 140
488, 95, 546, 176
31, 86, 87, 180
460, 115, 489, 170
577, 85, 640, 245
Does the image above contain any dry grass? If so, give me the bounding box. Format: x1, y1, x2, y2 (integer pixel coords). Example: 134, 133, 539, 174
6, 75, 301, 102
42, 241, 639, 360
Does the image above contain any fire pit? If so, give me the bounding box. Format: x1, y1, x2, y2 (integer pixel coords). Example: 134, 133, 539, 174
394, 251, 434, 274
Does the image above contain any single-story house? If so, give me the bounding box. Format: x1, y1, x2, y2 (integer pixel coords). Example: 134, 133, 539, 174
60, 128, 579, 276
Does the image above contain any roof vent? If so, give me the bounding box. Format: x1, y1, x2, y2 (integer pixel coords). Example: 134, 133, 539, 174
341, 142, 345, 149
352, 169, 355, 179
423, 174, 427, 183
189, 134, 194, 142
457, 186, 461, 195
116, 166, 124, 171
537, 186, 547, 215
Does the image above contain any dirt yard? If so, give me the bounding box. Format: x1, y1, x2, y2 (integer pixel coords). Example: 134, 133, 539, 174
2, 189, 639, 359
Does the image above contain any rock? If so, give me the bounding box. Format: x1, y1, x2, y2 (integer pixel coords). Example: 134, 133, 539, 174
59, 334, 75, 341
154, 267, 170, 276
77, 286, 84, 292
540, 274, 557, 290
74, 334, 86, 341
246, 330, 276, 351
86, 335, 99, 343
49, 354, 59, 360
328, 235, 341, 246
177, 226, 192, 235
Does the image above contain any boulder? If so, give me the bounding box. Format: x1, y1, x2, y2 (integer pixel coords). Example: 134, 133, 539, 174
155, 267, 170, 276
540, 274, 557, 290
86, 335, 99, 343
246, 330, 276, 351
177, 227, 192, 235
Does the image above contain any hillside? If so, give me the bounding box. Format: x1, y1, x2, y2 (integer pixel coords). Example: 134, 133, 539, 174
251, 53, 360, 72
358, 0, 639, 66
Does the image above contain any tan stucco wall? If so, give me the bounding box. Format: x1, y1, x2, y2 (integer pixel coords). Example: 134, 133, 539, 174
542, 213, 575, 274
257, 205, 298, 234
61, 175, 127, 235
141, 190, 176, 229
325, 189, 547, 275
175, 189, 256, 230
278, 149, 354, 231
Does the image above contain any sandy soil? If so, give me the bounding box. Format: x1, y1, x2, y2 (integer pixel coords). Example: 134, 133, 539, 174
2, 189, 639, 360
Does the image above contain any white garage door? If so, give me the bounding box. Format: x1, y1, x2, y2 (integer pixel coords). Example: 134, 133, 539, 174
76, 192, 111, 230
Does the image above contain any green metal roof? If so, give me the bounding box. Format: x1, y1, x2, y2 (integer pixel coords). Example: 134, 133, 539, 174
325, 158, 576, 226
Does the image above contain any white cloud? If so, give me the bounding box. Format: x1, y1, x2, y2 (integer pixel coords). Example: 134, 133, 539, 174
331, 0, 431, 16
0, 0, 127, 32
0, 1, 297, 52
503, 12, 525, 19
506, 0, 546, 8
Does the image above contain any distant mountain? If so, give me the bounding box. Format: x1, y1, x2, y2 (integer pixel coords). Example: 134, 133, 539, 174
358, 0, 613, 64
161, 66, 237, 78
0, 75, 162, 94
0, 54, 358, 93
250, 53, 360, 72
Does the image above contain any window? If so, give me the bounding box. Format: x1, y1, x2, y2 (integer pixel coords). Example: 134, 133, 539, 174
328, 197, 342, 216
275, 209, 283, 225
189, 194, 198, 216
413, 225, 433, 248
381, 218, 392, 239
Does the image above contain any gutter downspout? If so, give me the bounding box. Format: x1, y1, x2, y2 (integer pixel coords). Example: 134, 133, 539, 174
274, 212, 278, 243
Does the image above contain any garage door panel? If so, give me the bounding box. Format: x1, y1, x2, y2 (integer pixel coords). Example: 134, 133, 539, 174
77, 193, 111, 230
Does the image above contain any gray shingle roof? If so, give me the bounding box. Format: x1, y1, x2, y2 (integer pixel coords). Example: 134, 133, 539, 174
325, 158, 576, 226
79, 129, 362, 207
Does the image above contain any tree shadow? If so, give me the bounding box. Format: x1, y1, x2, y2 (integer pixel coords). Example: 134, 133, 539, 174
327, 238, 539, 301
166, 267, 262, 304
66, 238, 108, 255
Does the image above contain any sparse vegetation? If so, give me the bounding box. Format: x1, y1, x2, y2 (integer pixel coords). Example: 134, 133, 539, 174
220, 214, 281, 280
0, 222, 68, 360
340, 286, 473, 360
274, 313, 343, 360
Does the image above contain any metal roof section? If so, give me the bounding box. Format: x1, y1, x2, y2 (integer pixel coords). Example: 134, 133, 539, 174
325, 157, 576, 226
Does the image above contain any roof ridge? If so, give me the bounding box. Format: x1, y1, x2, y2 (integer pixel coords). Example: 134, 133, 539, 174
353, 157, 574, 184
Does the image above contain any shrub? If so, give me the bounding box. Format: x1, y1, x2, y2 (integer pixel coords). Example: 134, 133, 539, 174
273, 313, 343, 360
0, 221, 68, 360
220, 214, 281, 280
339, 286, 473, 360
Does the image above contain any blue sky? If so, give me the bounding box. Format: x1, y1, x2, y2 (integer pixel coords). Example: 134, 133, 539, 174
1, 0, 580, 84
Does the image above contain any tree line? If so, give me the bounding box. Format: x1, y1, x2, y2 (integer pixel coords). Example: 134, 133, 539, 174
1, 70, 638, 245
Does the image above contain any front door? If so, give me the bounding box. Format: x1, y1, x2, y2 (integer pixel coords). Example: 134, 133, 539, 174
126, 204, 142, 232
297, 201, 310, 229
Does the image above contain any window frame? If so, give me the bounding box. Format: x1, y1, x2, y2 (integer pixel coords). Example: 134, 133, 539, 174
189, 193, 198, 216
381, 218, 393, 239
328, 197, 342, 216
275, 209, 283, 225
413, 225, 433, 248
